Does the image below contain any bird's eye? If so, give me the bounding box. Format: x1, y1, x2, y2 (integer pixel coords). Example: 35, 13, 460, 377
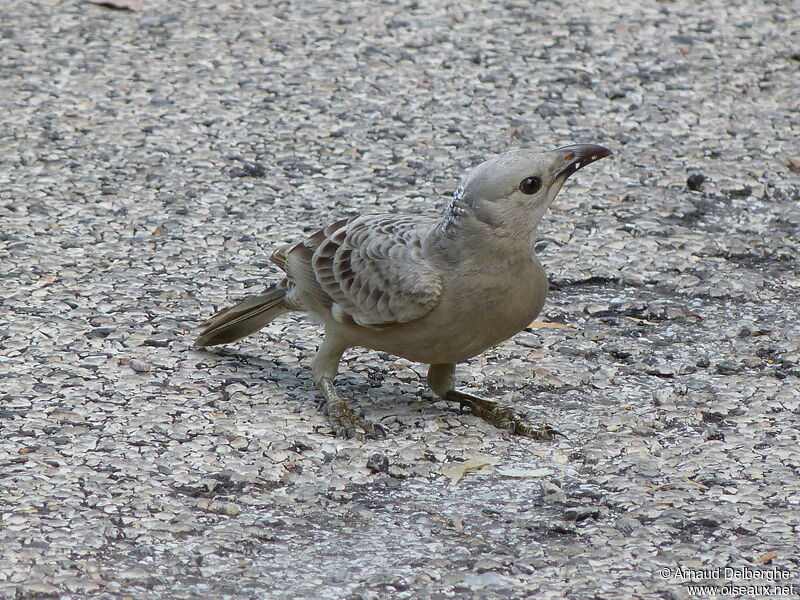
519, 176, 542, 195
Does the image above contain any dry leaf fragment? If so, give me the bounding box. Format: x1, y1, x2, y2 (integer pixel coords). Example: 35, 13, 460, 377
497, 467, 551, 479
649, 478, 709, 492
442, 457, 499, 485
88, 0, 144, 11
527, 321, 573, 330
757, 551, 778, 564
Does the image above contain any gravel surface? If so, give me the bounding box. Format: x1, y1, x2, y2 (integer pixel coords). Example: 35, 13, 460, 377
2, 1, 799, 598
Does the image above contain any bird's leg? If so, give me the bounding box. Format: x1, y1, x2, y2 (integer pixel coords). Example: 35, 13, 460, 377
313, 338, 386, 439
427, 363, 563, 440
445, 389, 564, 440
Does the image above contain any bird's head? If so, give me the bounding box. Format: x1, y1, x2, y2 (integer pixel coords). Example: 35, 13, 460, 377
452, 144, 612, 234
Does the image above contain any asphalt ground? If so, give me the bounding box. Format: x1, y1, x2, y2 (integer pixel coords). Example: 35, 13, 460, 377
1, 1, 799, 598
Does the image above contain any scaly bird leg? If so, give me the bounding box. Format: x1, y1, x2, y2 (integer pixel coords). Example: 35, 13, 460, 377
313, 338, 385, 439
444, 389, 563, 440
317, 377, 386, 439
427, 363, 562, 440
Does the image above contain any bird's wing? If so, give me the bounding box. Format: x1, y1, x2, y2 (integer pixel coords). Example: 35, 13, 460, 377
273, 215, 442, 328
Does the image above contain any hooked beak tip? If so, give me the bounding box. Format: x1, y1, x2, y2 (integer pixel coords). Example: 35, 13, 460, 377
555, 143, 612, 179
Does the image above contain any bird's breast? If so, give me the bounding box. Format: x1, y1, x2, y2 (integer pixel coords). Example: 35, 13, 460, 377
378, 256, 548, 364
332, 253, 549, 365
453, 258, 547, 343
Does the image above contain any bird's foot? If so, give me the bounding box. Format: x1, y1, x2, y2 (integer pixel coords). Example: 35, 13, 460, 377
326, 398, 387, 439
318, 378, 386, 439
445, 390, 564, 440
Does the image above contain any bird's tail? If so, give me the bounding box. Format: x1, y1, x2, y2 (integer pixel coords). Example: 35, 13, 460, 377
194, 285, 290, 348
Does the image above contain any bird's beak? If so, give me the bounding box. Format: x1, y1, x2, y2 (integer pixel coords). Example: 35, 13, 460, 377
554, 144, 613, 180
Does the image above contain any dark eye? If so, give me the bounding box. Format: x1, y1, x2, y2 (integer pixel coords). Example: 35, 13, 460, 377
519, 176, 542, 195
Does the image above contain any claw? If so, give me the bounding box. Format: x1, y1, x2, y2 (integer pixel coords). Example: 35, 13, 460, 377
318, 378, 386, 439
367, 422, 388, 439
445, 389, 561, 440
327, 405, 386, 439
514, 421, 567, 440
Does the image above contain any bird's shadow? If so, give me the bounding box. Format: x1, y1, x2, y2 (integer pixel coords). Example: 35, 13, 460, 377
192, 345, 441, 425
193, 346, 310, 391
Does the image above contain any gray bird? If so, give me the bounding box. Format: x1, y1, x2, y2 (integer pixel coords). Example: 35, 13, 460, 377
195, 144, 612, 438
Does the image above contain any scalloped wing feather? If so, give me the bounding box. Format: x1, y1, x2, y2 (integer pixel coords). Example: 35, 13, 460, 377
284, 215, 441, 328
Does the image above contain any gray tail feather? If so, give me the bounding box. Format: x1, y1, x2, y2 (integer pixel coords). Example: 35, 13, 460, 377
194, 286, 289, 348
